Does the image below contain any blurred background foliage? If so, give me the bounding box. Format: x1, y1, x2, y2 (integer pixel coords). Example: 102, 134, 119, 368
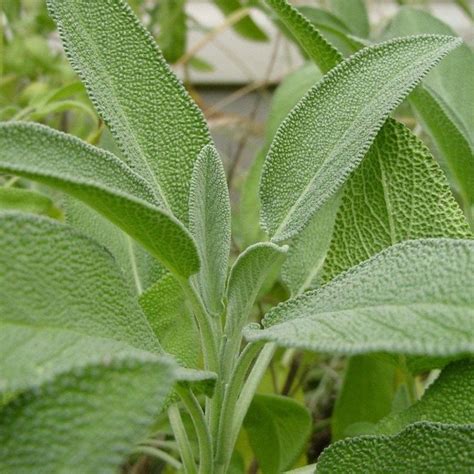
1, 1, 473, 472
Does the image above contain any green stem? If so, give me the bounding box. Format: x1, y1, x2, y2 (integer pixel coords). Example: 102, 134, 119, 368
168, 404, 197, 474
214, 342, 273, 474
179, 278, 220, 373
133, 446, 182, 470
177, 385, 214, 474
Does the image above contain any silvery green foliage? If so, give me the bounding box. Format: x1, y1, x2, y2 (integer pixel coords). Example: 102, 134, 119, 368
0, 0, 472, 472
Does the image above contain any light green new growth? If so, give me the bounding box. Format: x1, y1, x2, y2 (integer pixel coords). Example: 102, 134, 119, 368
0, 122, 200, 278
260, 35, 461, 242
46, 0, 212, 222
246, 239, 474, 357
189, 145, 231, 316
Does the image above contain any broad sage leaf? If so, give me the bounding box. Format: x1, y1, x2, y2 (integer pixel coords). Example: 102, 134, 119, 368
245, 239, 474, 357
47, 0, 212, 222
0, 122, 199, 278
0, 187, 62, 219
260, 35, 462, 242
328, 0, 370, 38
156, 0, 187, 63
189, 145, 231, 316
316, 422, 474, 473
0, 355, 177, 473
0, 212, 161, 393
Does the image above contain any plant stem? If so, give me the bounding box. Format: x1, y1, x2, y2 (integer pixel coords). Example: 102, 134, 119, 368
214, 342, 275, 474
132, 446, 182, 470
177, 385, 214, 474
168, 404, 197, 474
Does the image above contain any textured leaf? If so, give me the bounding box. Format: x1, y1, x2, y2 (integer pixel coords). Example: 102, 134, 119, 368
260, 35, 461, 242
189, 145, 231, 316
47, 0, 212, 222
226, 243, 288, 336
244, 394, 312, 474
297, 6, 362, 57
322, 118, 471, 281
382, 7, 474, 205
0, 187, 62, 219
328, 0, 369, 38
238, 64, 321, 247
410, 84, 474, 206
374, 359, 474, 435
0, 122, 199, 277
282, 193, 341, 296
316, 422, 474, 473
331, 355, 398, 441
265, 0, 342, 74
140, 273, 199, 368
0, 212, 161, 393
245, 239, 474, 357
0, 355, 176, 473
213, 0, 268, 41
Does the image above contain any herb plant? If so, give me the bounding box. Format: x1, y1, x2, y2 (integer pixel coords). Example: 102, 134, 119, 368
0, 0, 473, 473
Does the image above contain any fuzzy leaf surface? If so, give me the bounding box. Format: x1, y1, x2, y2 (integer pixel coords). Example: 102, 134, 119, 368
189, 145, 231, 316
316, 422, 474, 473
0, 355, 176, 473
322, 118, 470, 281
47, 0, 212, 221
0, 212, 161, 392
246, 239, 474, 357
0, 122, 199, 277
260, 35, 461, 242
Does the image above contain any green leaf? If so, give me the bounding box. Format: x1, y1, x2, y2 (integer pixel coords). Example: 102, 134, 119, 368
297, 6, 363, 57
64, 198, 164, 294
47, 0, 212, 222
374, 359, 474, 435
213, 0, 268, 41
382, 7, 474, 203
316, 422, 474, 473
140, 273, 199, 368
260, 35, 461, 242
226, 243, 288, 337
0, 212, 161, 393
0, 187, 62, 219
410, 84, 474, 207
328, 0, 370, 38
282, 193, 341, 296
245, 239, 474, 357
244, 394, 312, 474
331, 355, 398, 441
189, 145, 231, 316
156, 0, 187, 64
0, 122, 199, 278
0, 355, 177, 473
322, 118, 471, 281
265, 0, 342, 73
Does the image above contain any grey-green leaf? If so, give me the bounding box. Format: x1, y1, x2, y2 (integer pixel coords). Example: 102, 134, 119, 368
156, 0, 187, 64
0, 187, 62, 219
260, 35, 461, 242
265, 0, 342, 74
316, 422, 474, 474
0, 355, 177, 474
374, 359, 474, 435
245, 239, 474, 357
226, 242, 288, 337
322, 118, 471, 281
47, 0, 212, 222
189, 145, 231, 316
0, 122, 199, 277
328, 0, 369, 38
0, 212, 161, 392
140, 273, 199, 368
